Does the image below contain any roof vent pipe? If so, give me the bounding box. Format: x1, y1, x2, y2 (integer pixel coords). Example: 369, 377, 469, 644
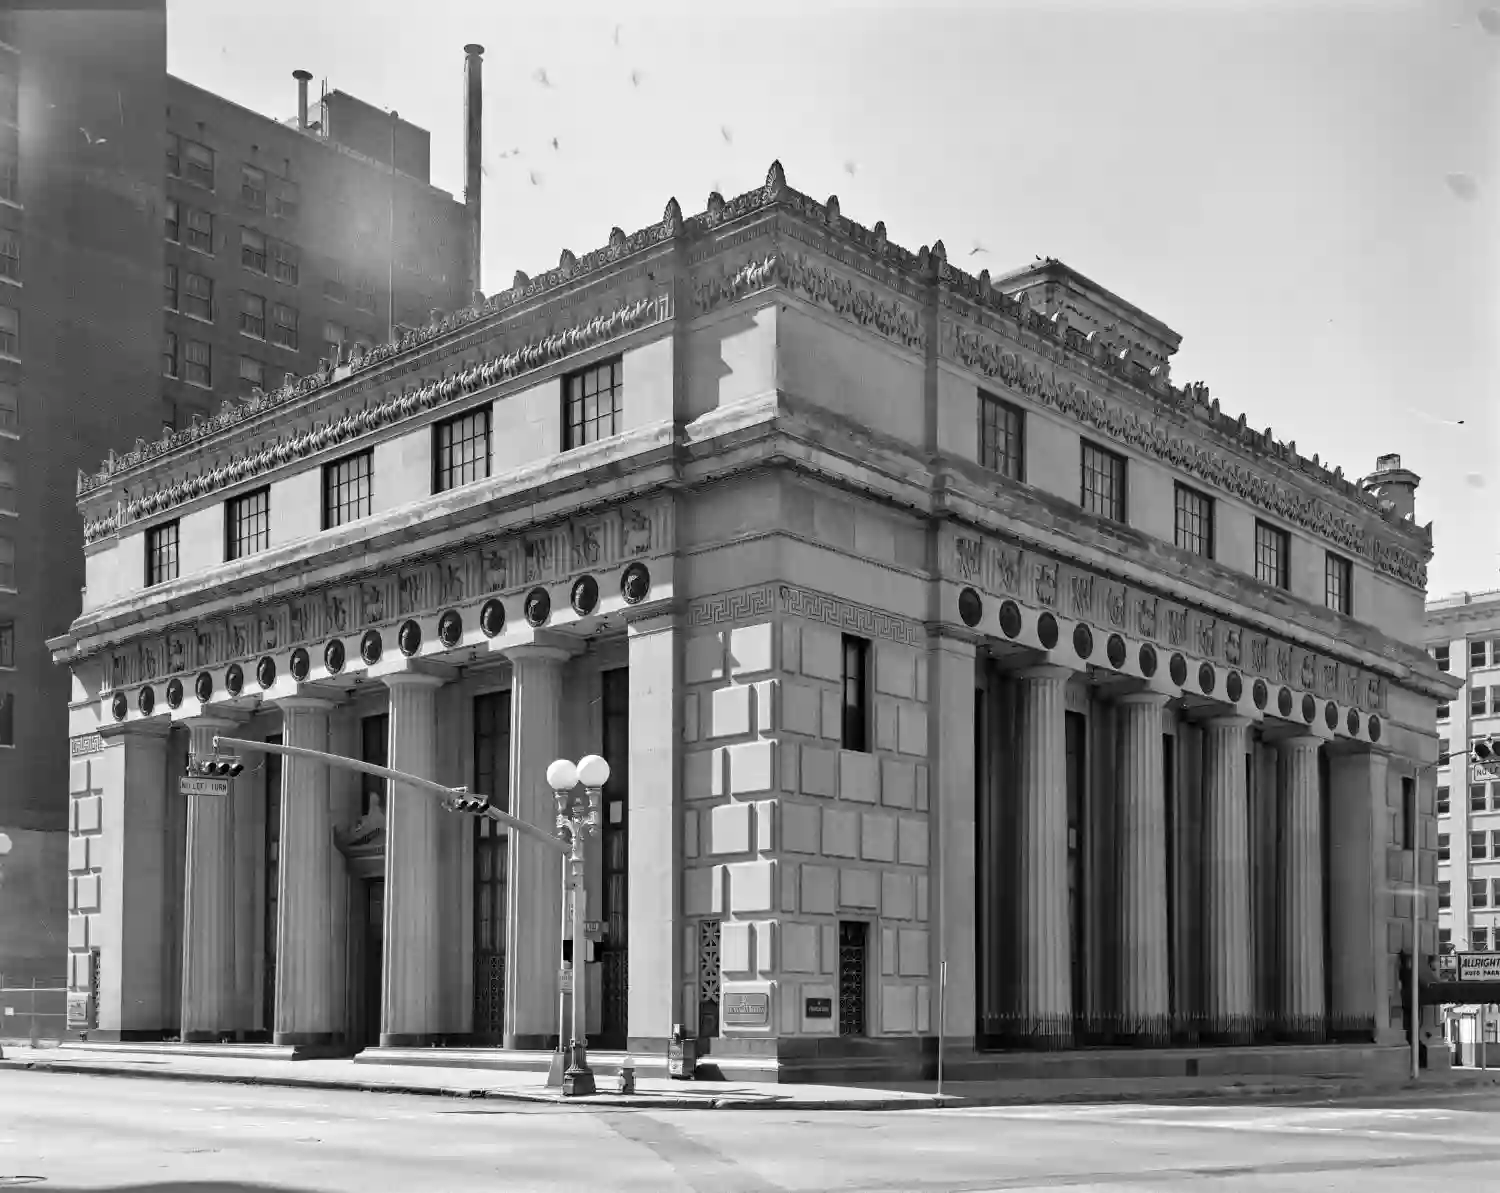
293, 69, 313, 130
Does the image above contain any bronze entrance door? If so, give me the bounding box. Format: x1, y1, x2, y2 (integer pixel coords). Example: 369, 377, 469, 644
596, 668, 630, 1050
261, 737, 282, 1040
472, 690, 511, 1043
362, 878, 384, 1048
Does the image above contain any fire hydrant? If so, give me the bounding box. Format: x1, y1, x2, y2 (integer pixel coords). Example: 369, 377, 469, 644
616, 1055, 636, 1096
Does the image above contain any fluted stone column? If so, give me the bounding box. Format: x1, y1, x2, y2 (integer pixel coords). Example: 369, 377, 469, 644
1016, 665, 1073, 1042
380, 673, 446, 1047
1277, 735, 1325, 1040
504, 645, 569, 1049
1328, 749, 1391, 1042
274, 698, 336, 1046
1116, 692, 1171, 1039
181, 716, 241, 1042
1202, 715, 1254, 1041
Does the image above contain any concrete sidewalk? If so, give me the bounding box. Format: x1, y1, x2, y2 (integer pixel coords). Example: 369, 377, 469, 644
5, 1040, 1500, 1110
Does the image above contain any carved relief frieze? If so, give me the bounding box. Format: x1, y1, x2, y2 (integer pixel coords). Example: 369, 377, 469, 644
946, 527, 1388, 713
100, 499, 674, 689
687, 582, 924, 648
944, 323, 1427, 588
776, 253, 926, 353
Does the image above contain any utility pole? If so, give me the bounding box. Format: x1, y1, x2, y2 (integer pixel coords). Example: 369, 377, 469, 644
387, 109, 398, 343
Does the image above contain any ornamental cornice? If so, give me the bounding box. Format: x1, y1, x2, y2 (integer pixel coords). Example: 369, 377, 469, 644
83, 293, 672, 542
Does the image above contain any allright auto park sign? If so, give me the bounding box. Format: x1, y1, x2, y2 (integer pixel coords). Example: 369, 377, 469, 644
1456, 953, 1500, 983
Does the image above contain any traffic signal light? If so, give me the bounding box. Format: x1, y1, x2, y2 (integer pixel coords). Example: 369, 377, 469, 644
1476, 739, 1495, 764
188, 755, 244, 778
443, 795, 491, 816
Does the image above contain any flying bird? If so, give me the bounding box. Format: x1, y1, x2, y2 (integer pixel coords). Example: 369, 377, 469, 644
496, 147, 521, 160
630, 69, 644, 87
528, 170, 543, 187
551, 136, 560, 151
843, 160, 857, 176
721, 125, 733, 145
533, 68, 553, 88
613, 23, 622, 46
1404, 406, 1465, 427
1446, 172, 1480, 201
79, 127, 106, 145
969, 243, 989, 257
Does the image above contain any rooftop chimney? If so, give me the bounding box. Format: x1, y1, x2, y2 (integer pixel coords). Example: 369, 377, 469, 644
463, 44, 484, 305
293, 69, 313, 130
1361, 453, 1421, 521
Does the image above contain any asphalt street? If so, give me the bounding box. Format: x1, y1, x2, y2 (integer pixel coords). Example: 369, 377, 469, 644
4, 1071, 1500, 1192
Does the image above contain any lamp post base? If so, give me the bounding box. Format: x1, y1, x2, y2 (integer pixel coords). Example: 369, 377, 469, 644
561, 1042, 596, 1097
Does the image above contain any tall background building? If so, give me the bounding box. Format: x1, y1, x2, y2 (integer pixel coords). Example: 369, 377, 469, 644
0, 4, 477, 1000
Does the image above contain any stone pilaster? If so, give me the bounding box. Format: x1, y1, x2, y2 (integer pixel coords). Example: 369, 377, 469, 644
1202, 715, 1254, 1041
380, 672, 446, 1047
931, 631, 978, 1047
503, 645, 569, 1049
180, 716, 241, 1042
625, 613, 681, 1050
1115, 692, 1171, 1039
1016, 665, 1072, 1041
273, 698, 336, 1046
1277, 734, 1325, 1039
1328, 748, 1391, 1042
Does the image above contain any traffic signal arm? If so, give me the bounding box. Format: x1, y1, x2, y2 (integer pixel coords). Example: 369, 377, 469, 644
211, 734, 566, 854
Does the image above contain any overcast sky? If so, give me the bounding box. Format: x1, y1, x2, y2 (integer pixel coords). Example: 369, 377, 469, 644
167, 0, 1500, 598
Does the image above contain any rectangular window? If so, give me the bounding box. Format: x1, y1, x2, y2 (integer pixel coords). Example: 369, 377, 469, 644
323, 266, 347, 303
183, 339, 210, 387
1438, 702, 1450, 721
272, 241, 299, 285
164, 198, 179, 242
1439, 927, 1453, 953
166, 132, 180, 177
1474, 640, 1490, 670
240, 292, 266, 339
1474, 689, 1488, 718
162, 330, 178, 377
1473, 784, 1488, 813
1254, 520, 1290, 589
433, 408, 491, 492
0, 381, 13, 431
185, 207, 213, 254
0, 145, 16, 204
978, 390, 1025, 480
1435, 644, 1451, 672
0, 533, 11, 588
184, 139, 214, 189
1440, 738, 1451, 766
563, 358, 624, 449
272, 179, 300, 220
1492, 829, 1500, 857
1079, 440, 1126, 522
0, 303, 16, 357
271, 303, 298, 349
1325, 552, 1352, 615
1477, 925, 1492, 951
0, 229, 18, 281
1439, 832, 1450, 862
241, 228, 267, 273
163, 264, 178, 310
0, 458, 13, 514
1472, 878, 1489, 909
322, 450, 373, 529
323, 320, 346, 360
145, 520, 179, 586
1472, 830, 1487, 860
240, 164, 266, 209
0, 690, 11, 747
0, 619, 10, 667
359, 713, 388, 816
1173, 483, 1214, 558
238, 355, 264, 393
224, 487, 270, 561
1438, 785, 1451, 816
1439, 882, 1452, 911
182, 272, 212, 321
841, 634, 870, 753
355, 278, 377, 313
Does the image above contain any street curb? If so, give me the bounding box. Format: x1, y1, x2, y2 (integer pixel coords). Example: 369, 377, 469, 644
4, 1057, 1481, 1111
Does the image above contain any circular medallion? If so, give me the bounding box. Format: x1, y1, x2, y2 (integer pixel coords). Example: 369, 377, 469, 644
1277, 687, 1293, 718
256, 656, 276, 690
1347, 707, 1360, 737
166, 677, 184, 710
137, 686, 155, 716
524, 587, 551, 627
957, 587, 983, 629
1106, 634, 1126, 670
398, 620, 422, 657
1225, 672, 1243, 703
572, 575, 601, 617
110, 691, 128, 721
1198, 662, 1215, 695
195, 671, 213, 703
1072, 623, 1094, 660
1169, 652, 1188, 687
1138, 643, 1158, 677
480, 599, 505, 638
1324, 700, 1339, 731
1037, 612, 1059, 651
360, 630, 383, 666
621, 562, 651, 606
324, 638, 346, 675
1252, 678, 1268, 710
1301, 693, 1316, 723
998, 600, 1022, 639
1368, 715, 1382, 742
438, 609, 463, 648
289, 647, 311, 682
225, 664, 244, 697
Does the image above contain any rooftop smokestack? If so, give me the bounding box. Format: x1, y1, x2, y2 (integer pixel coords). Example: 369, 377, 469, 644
463, 43, 484, 304
293, 69, 313, 130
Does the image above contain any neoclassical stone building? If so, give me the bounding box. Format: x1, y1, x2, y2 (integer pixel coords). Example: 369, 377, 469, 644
50, 163, 1456, 1081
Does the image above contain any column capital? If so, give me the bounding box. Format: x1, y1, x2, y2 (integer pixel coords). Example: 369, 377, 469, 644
98, 718, 173, 741
925, 623, 983, 652
503, 643, 574, 669
379, 669, 450, 691
1268, 731, 1323, 752
1204, 713, 1253, 730
1016, 663, 1073, 684
275, 695, 338, 714
180, 711, 251, 732
1116, 690, 1171, 710
622, 601, 682, 634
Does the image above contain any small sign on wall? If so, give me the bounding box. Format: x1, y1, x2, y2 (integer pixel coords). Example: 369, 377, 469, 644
722, 992, 769, 1027
66, 992, 92, 1030
804, 996, 832, 1020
